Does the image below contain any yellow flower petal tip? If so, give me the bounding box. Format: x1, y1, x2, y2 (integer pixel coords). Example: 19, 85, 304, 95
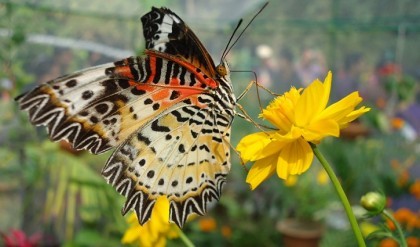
237, 71, 369, 187
121, 196, 179, 247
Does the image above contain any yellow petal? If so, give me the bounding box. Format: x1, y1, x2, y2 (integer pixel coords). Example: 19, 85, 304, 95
302, 118, 339, 141
261, 89, 301, 131
149, 218, 161, 240
317, 91, 362, 123
121, 197, 177, 247
154, 196, 170, 223
121, 224, 141, 243
295, 72, 332, 126
236, 131, 278, 162
246, 154, 277, 190
259, 136, 293, 158
154, 236, 167, 247
295, 80, 323, 126
276, 139, 313, 179
126, 213, 139, 224
339, 106, 371, 128
262, 106, 293, 133
321, 71, 332, 109
139, 230, 154, 247
287, 87, 303, 105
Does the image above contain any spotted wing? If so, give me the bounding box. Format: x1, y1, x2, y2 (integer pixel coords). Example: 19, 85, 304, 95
16, 63, 121, 154
141, 7, 217, 79
100, 52, 233, 227
102, 98, 232, 227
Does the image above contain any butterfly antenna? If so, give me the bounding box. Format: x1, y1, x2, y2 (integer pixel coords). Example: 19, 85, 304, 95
220, 19, 243, 64
222, 2, 269, 60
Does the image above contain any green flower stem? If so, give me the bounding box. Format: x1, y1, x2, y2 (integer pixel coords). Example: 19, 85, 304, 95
176, 228, 195, 247
382, 209, 407, 247
311, 143, 366, 247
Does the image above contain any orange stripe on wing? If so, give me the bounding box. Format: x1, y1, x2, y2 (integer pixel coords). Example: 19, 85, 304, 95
114, 66, 134, 79
146, 50, 218, 89
146, 56, 157, 84
151, 89, 170, 101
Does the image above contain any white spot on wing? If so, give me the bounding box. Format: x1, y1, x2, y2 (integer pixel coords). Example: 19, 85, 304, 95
169, 14, 181, 24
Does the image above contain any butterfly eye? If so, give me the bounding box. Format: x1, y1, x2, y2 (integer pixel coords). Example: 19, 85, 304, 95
216, 64, 228, 77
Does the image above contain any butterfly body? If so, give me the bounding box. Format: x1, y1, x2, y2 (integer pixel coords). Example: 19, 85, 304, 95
17, 7, 235, 227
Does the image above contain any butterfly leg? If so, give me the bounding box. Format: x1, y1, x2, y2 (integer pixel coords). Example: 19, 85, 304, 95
225, 137, 249, 172
236, 80, 279, 102
236, 80, 281, 115
235, 103, 276, 132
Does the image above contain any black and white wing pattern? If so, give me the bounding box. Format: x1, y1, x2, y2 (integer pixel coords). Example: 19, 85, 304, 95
16, 6, 236, 228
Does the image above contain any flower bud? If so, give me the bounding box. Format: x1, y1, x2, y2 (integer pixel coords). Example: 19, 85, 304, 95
360, 192, 386, 215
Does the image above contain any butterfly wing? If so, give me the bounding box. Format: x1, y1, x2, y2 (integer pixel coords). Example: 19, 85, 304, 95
17, 7, 235, 227
16, 55, 209, 155
102, 93, 231, 227
16, 63, 123, 154
100, 52, 233, 227
141, 7, 217, 79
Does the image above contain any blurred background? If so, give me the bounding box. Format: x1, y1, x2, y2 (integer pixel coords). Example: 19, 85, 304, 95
0, 0, 419, 246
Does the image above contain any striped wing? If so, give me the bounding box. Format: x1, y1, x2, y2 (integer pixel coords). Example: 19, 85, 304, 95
141, 7, 217, 78
16, 51, 233, 227
17, 6, 236, 228
16, 54, 208, 155
103, 101, 231, 227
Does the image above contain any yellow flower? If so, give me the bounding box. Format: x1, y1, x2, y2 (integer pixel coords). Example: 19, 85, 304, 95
360, 222, 379, 237
237, 72, 370, 189
284, 175, 298, 187
121, 196, 179, 247
316, 169, 329, 185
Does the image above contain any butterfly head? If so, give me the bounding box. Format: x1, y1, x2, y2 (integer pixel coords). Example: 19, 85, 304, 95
216, 60, 230, 79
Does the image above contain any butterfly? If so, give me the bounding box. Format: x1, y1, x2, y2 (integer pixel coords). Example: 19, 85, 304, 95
16, 7, 236, 227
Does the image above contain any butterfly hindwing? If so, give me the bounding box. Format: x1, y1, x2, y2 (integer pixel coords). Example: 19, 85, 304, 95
102, 100, 231, 227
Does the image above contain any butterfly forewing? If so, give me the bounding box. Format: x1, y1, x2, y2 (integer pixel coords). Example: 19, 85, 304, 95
142, 7, 217, 79
16, 7, 235, 228
16, 63, 122, 154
